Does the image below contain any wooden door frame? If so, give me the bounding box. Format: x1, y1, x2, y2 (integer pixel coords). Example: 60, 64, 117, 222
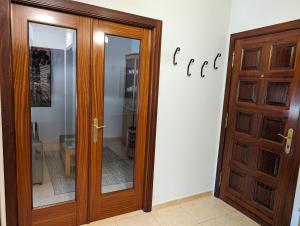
0, 0, 162, 225
214, 19, 300, 225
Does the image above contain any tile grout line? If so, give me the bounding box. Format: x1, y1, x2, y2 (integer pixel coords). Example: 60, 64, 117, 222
150, 213, 163, 226
86, 196, 254, 226
177, 203, 203, 225
179, 197, 238, 225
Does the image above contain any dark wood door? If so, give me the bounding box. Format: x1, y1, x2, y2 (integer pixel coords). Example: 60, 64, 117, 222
89, 19, 151, 220
220, 29, 300, 225
11, 4, 90, 226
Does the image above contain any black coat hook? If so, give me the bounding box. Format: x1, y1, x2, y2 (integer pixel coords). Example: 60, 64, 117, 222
187, 59, 195, 77
201, 61, 208, 78
173, 47, 181, 66
214, 53, 222, 69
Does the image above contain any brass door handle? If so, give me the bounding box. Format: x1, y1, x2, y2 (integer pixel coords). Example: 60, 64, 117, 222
277, 134, 289, 140
277, 128, 293, 154
95, 125, 106, 129
93, 118, 105, 143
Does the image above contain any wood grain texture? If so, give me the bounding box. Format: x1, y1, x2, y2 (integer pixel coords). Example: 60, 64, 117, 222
214, 37, 235, 197
11, 5, 33, 225
76, 15, 91, 225
11, 0, 158, 29
143, 20, 162, 212
11, 4, 91, 226
215, 19, 300, 192
5, 1, 162, 224
231, 20, 300, 41
32, 202, 76, 226
89, 19, 104, 221
0, 0, 18, 225
89, 19, 151, 221
215, 22, 300, 226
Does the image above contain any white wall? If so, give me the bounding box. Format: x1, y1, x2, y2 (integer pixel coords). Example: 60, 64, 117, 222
0, 97, 6, 226
293, 173, 300, 226
73, 0, 232, 204
230, 0, 300, 34
229, 1, 300, 225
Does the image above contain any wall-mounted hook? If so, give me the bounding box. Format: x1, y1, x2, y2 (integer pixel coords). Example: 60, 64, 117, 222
173, 47, 181, 66
214, 53, 222, 69
201, 61, 208, 78
187, 59, 195, 77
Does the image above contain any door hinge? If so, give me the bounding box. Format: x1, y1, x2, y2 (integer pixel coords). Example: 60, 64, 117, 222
219, 171, 223, 187
225, 112, 229, 128
231, 51, 235, 68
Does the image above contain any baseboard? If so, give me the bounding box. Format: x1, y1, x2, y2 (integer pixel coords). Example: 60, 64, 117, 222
153, 191, 212, 210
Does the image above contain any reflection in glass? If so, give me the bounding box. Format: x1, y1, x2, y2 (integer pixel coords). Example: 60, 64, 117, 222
102, 35, 140, 194
29, 23, 77, 208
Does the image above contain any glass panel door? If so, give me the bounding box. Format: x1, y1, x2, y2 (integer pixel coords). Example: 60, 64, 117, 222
102, 35, 141, 194
11, 4, 90, 225
89, 19, 151, 221
29, 22, 77, 208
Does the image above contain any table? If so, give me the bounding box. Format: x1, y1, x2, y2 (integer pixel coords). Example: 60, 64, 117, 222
60, 141, 75, 177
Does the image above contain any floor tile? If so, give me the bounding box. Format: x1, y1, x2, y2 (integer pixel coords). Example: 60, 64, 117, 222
151, 205, 198, 226
110, 210, 144, 222
88, 221, 117, 226
82, 196, 259, 226
116, 213, 160, 226
180, 197, 232, 222
198, 211, 259, 226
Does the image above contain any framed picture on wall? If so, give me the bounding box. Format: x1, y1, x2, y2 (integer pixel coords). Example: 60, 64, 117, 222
30, 47, 52, 107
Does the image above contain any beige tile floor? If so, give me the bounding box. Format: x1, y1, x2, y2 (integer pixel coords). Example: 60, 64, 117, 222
82, 196, 259, 226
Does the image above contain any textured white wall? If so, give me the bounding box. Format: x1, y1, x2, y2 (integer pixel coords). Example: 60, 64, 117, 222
73, 0, 232, 204
229, 1, 300, 225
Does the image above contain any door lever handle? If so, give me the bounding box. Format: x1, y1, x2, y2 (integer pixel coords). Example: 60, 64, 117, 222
277, 128, 293, 154
93, 118, 105, 143
95, 125, 106, 129
277, 133, 289, 140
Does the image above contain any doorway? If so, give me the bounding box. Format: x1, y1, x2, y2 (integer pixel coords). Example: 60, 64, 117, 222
89, 20, 151, 220
215, 22, 300, 226
9, 2, 161, 226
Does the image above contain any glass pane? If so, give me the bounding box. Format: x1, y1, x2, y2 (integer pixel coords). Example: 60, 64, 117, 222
102, 35, 140, 194
29, 23, 77, 208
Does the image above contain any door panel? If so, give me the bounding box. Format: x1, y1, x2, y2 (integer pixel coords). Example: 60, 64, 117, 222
241, 47, 262, 71
28, 22, 77, 208
220, 29, 300, 225
89, 19, 150, 221
11, 4, 90, 225
101, 35, 140, 194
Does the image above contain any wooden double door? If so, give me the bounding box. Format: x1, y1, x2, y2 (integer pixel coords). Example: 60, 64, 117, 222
219, 28, 300, 225
11, 4, 151, 226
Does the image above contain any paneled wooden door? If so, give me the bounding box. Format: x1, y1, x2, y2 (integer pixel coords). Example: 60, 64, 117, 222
89, 19, 151, 221
220, 29, 300, 225
11, 4, 91, 226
